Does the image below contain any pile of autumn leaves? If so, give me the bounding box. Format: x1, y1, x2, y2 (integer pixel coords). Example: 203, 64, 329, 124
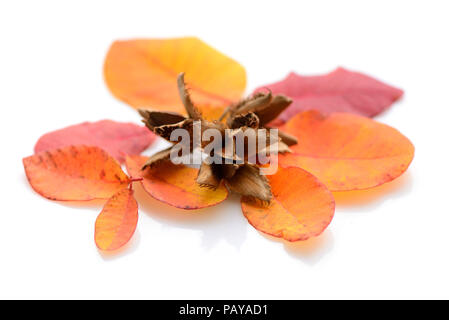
23, 37, 414, 251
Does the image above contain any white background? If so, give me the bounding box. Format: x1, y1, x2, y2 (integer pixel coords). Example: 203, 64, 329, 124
1, 0, 448, 299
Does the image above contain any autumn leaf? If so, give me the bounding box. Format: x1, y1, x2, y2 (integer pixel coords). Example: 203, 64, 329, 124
126, 155, 228, 209
95, 188, 138, 251
241, 167, 335, 241
279, 111, 414, 191
34, 120, 156, 163
255, 67, 403, 123
104, 37, 246, 118
23, 145, 130, 201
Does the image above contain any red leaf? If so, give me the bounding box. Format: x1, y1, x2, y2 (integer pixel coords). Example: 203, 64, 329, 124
254, 67, 403, 123
34, 120, 156, 163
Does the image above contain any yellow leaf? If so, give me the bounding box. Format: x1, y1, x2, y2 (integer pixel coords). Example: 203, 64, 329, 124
104, 37, 246, 117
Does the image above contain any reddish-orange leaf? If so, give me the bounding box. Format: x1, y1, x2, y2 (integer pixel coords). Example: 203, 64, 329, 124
279, 111, 415, 191
23, 145, 130, 201
104, 37, 246, 117
34, 120, 156, 163
241, 167, 335, 241
95, 188, 138, 251
125, 155, 228, 209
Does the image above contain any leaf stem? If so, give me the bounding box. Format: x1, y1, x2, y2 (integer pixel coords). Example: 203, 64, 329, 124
128, 177, 143, 190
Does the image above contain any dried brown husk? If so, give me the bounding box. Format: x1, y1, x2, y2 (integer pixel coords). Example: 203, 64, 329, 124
177, 73, 202, 120
142, 147, 173, 170
223, 127, 284, 161
139, 73, 297, 202
138, 109, 186, 130
196, 160, 272, 201
254, 94, 292, 125
153, 118, 194, 142
276, 129, 298, 146
224, 91, 294, 147
228, 112, 260, 129
196, 161, 222, 189
225, 164, 272, 202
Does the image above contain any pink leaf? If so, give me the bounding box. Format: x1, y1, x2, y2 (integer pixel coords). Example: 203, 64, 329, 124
34, 120, 156, 163
254, 67, 403, 123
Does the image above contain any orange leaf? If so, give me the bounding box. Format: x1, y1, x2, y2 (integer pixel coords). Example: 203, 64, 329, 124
23, 146, 130, 201
125, 155, 228, 209
104, 37, 246, 117
279, 111, 415, 191
241, 167, 335, 241
95, 188, 138, 251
